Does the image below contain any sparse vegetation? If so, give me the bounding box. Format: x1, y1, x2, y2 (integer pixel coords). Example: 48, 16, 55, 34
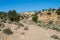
38, 24, 41, 27
52, 27, 60, 31
38, 20, 60, 31
51, 34, 59, 39
24, 27, 28, 30
0, 8, 60, 32
0, 7, 60, 40
0, 23, 5, 28
48, 20, 53, 24
3, 28, 13, 35
15, 22, 24, 27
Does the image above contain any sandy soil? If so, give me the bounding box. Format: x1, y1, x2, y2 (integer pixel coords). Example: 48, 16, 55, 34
0, 22, 60, 40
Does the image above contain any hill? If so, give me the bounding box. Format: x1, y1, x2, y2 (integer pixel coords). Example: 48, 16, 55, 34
0, 8, 60, 40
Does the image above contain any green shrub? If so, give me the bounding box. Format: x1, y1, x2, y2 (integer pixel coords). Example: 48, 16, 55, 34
53, 27, 60, 31
32, 15, 38, 23
3, 28, 13, 35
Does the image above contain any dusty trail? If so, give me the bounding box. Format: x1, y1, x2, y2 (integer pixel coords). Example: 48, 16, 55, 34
0, 21, 60, 40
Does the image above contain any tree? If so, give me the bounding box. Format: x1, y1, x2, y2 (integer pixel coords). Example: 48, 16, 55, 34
56, 7, 60, 15
8, 10, 20, 22
8, 10, 17, 22
8, 10, 16, 15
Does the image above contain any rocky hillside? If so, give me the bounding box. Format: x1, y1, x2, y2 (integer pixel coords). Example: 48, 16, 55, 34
21, 10, 58, 23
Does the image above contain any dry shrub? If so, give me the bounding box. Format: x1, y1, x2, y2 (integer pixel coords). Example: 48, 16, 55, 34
24, 27, 28, 30
51, 34, 59, 39
3, 28, 13, 35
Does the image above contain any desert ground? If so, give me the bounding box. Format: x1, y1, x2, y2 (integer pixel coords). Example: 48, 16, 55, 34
0, 20, 60, 40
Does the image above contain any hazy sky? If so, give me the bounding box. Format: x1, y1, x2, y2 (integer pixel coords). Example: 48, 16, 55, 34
0, 0, 60, 12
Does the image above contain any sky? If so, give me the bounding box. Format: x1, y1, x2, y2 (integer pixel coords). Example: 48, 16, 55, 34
0, 0, 60, 13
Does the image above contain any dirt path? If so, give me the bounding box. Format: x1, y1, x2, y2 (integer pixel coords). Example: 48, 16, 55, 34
0, 22, 60, 40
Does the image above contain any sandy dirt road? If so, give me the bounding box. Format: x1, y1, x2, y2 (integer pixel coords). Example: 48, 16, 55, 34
0, 22, 60, 40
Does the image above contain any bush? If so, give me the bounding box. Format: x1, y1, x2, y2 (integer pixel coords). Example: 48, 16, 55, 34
15, 22, 24, 27
0, 29, 1, 31
47, 12, 51, 16
0, 23, 5, 28
48, 20, 53, 24
38, 24, 41, 27
51, 34, 59, 39
52, 27, 60, 31
3, 28, 13, 35
24, 27, 28, 30
56, 7, 60, 15
32, 15, 38, 23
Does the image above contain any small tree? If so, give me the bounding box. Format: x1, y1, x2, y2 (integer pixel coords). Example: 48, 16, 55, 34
8, 10, 20, 22
56, 7, 60, 15
8, 10, 17, 22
